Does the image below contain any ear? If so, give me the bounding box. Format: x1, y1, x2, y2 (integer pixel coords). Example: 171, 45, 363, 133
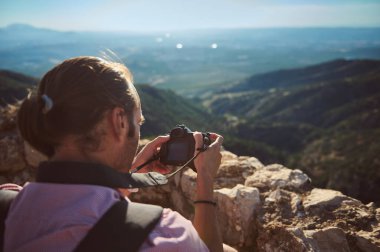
109, 107, 129, 142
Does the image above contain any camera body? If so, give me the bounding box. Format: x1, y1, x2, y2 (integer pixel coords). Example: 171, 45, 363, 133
159, 125, 211, 171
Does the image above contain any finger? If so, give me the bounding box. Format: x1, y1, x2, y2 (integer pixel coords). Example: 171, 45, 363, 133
193, 132, 203, 152
152, 135, 170, 143
208, 134, 223, 148
208, 132, 219, 141
146, 135, 170, 149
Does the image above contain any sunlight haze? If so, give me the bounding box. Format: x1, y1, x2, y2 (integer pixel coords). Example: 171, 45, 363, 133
1, 0, 380, 31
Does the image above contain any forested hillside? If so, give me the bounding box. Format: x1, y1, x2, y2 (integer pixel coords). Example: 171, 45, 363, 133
137, 84, 218, 136
0, 70, 38, 106
203, 59, 380, 203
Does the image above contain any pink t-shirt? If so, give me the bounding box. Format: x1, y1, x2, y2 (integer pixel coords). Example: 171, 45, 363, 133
4, 183, 208, 252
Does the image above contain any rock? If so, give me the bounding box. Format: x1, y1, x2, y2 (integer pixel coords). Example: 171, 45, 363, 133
303, 188, 361, 211
180, 168, 197, 201
215, 152, 263, 189
24, 142, 47, 167
264, 189, 303, 219
129, 185, 172, 208
0, 104, 18, 132
0, 136, 25, 173
215, 184, 261, 248
170, 189, 194, 219
352, 232, 380, 252
245, 164, 311, 192
257, 226, 312, 252
221, 150, 238, 163
304, 227, 350, 252
258, 226, 351, 252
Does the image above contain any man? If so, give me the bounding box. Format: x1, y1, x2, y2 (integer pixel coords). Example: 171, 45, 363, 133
5, 56, 225, 251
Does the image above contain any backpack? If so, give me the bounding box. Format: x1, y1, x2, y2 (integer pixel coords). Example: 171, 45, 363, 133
0, 189, 163, 252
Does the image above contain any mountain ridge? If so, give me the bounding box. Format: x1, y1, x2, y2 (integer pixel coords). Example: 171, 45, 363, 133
202, 59, 380, 204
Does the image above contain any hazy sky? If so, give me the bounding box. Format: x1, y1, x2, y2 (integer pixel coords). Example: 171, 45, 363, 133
1, 0, 380, 31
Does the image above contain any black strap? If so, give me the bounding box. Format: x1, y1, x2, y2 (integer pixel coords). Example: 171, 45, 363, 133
75, 200, 163, 252
37, 161, 168, 188
0, 190, 18, 252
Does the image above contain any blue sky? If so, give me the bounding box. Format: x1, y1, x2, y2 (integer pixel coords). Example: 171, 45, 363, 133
1, 0, 380, 31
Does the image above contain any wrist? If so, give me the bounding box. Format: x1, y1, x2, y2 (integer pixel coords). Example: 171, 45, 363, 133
196, 182, 214, 200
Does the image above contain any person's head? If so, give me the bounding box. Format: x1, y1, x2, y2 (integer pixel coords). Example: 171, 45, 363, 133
17, 56, 143, 170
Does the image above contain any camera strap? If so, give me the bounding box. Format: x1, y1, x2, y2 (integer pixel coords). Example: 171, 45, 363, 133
130, 146, 208, 179
164, 146, 208, 179
129, 154, 160, 174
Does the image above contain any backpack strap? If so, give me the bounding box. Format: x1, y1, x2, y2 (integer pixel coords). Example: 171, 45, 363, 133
0, 190, 18, 252
75, 200, 163, 252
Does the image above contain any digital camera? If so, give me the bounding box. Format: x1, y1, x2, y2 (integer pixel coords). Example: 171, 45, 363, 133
159, 125, 211, 171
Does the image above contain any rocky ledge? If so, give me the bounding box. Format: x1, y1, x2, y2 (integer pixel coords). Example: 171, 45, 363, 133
1, 105, 379, 251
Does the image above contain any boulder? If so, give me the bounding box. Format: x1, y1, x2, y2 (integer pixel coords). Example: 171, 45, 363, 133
24, 142, 47, 167
215, 184, 261, 248
0, 136, 25, 173
180, 168, 197, 201
303, 188, 361, 211
264, 188, 304, 219
0, 104, 18, 132
216, 152, 263, 189
245, 164, 311, 192
303, 227, 350, 252
258, 226, 351, 252
352, 232, 380, 252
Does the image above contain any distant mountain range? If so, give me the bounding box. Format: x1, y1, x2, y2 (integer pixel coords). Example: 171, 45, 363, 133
1, 59, 379, 204
1, 24, 380, 96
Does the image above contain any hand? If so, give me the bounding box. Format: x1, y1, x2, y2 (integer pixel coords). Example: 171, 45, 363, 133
193, 132, 223, 198
131, 136, 171, 174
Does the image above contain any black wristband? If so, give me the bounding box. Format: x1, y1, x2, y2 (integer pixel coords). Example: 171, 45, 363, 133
193, 200, 217, 206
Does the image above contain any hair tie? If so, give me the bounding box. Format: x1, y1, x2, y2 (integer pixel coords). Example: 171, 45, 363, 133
41, 94, 53, 114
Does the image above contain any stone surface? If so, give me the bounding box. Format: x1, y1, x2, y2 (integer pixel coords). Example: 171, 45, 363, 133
24, 142, 47, 167
216, 152, 263, 189
215, 184, 261, 248
245, 164, 311, 192
304, 227, 350, 252
352, 232, 380, 252
180, 168, 197, 201
303, 188, 361, 211
0, 104, 18, 132
258, 226, 354, 252
0, 136, 25, 173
